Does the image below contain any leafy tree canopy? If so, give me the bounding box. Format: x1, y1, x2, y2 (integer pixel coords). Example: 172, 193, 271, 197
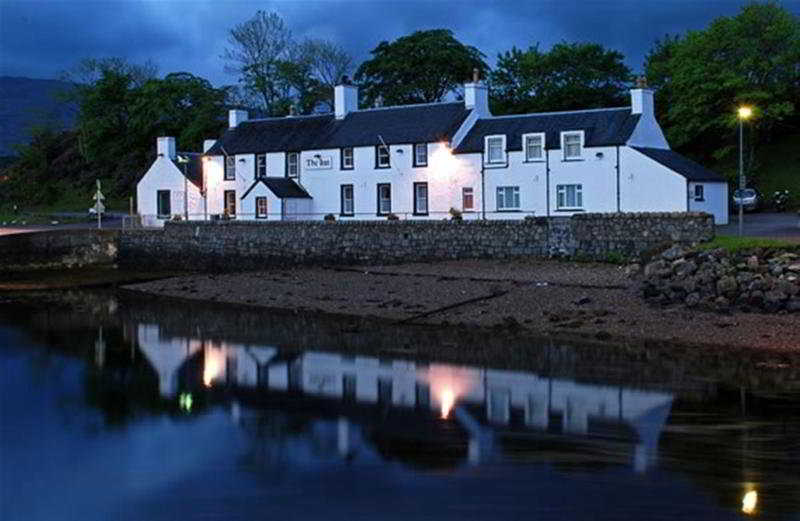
644, 1, 800, 166
490, 42, 632, 115
355, 29, 488, 107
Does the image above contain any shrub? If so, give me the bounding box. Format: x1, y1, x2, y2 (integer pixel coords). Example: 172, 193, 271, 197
449, 207, 463, 221
386, 213, 399, 221
324, 213, 336, 222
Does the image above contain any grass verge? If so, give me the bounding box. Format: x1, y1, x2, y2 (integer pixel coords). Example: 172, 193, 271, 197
697, 235, 800, 253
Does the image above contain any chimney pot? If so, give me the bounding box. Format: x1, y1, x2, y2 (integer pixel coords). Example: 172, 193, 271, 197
334, 80, 358, 119
472, 68, 480, 83
228, 109, 248, 128
156, 136, 176, 160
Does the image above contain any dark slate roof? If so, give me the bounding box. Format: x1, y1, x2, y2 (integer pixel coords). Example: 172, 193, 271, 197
242, 178, 312, 199
453, 108, 640, 154
632, 147, 726, 182
172, 152, 203, 188
206, 102, 471, 156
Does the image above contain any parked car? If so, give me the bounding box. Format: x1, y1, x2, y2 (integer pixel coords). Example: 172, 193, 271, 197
732, 188, 760, 212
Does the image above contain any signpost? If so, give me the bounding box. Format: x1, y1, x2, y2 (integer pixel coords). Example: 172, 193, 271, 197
93, 179, 105, 229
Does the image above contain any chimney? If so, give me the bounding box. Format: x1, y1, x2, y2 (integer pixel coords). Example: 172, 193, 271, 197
464, 68, 490, 117
630, 75, 654, 116
203, 139, 216, 153
229, 109, 248, 128
156, 137, 176, 160
334, 75, 358, 119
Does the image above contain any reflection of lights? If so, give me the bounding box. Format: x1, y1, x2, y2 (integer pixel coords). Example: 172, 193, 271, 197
440, 388, 455, 419
742, 490, 757, 515
429, 144, 460, 178
203, 350, 223, 387
179, 392, 193, 412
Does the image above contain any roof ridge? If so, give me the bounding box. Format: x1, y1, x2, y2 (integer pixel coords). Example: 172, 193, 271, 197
243, 113, 334, 123
353, 101, 462, 113
483, 107, 631, 120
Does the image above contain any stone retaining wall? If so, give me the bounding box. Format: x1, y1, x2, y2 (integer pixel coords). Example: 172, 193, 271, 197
0, 229, 119, 271
118, 213, 713, 271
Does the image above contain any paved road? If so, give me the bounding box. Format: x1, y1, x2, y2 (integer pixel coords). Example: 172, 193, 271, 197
717, 212, 800, 241
0, 215, 124, 236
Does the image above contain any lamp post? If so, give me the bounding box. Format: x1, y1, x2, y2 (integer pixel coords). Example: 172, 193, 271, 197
737, 106, 752, 237
177, 154, 190, 220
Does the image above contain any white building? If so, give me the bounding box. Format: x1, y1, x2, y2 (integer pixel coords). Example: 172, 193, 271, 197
137, 77, 729, 226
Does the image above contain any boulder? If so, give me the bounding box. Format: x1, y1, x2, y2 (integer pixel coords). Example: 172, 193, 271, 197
716, 275, 738, 296
661, 245, 686, 261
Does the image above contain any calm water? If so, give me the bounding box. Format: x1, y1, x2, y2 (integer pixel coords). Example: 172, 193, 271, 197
1, 291, 798, 521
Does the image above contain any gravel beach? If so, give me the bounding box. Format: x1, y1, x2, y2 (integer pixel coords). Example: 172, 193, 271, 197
124, 259, 800, 356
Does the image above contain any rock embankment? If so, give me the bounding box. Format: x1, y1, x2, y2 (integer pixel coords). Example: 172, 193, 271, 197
640, 246, 800, 313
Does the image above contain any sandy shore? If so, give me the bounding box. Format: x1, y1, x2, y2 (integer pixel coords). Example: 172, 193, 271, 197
124, 259, 800, 358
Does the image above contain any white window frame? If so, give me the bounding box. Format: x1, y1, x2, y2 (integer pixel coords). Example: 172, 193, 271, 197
462, 187, 474, 211
156, 190, 171, 218
255, 196, 268, 219
694, 184, 705, 201
224, 155, 236, 180
377, 183, 391, 215
496, 186, 520, 211
256, 153, 267, 179
341, 147, 354, 170
561, 131, 584, 160
376, 145, 390, 169
287, 152, 299, 177
485, 135, 506, 164
556, 184, 583, 211
413, 143, 428, 167
522, 132, 545, 162
340, 184, 354, 216
413, 182, 428, 215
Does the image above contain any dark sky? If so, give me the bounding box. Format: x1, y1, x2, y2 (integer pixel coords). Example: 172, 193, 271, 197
2, 0, 799, 86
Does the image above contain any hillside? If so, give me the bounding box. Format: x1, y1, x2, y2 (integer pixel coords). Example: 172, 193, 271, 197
0, 76, 76, 156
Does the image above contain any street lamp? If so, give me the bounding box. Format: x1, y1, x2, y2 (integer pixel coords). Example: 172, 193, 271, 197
177, 154, 190, 220
737, 106, 752, 237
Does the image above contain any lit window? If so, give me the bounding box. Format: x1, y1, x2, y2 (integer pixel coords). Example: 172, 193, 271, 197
224, 190, 236, 216
414, 182, 428, 215
462, 187, 474, 211
376, 145, 390, 168
496, 186, 520, 211
556, 184, 583, 210
413, 143, 428, 167
341, 147, 354, 170
225, 156, 236, 180
255, 196, 268, 219
340, 184, 354, 216
377, 183, 391, 215
562, 132, 583, 160
256, 154, 267, 179
486, 135, 506, 164
286, 152, 299, 177
524, 133, 544, 161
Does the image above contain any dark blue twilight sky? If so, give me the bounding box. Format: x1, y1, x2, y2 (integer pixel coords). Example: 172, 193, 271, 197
1, 0, 799, 86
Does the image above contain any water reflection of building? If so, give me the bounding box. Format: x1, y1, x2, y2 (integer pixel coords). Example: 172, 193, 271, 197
134, 323, 673, 473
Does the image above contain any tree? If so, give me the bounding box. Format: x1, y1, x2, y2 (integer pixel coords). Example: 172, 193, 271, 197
490, 42, 632, 115
295, 38, 352, 111
355, 29, 488, 107
644, 1, 800, 170
223, 10, 293, 115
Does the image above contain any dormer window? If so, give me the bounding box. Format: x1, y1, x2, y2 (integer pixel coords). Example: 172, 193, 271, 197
485, 135, 506, 164
561, 131, 584, 160
523, 133, 545, 161
256, 153, 267, 179
376, 144, 390, 168
224, 155, 236, 180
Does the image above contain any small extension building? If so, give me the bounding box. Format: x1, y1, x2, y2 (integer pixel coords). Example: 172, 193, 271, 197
137, 76, 728, 226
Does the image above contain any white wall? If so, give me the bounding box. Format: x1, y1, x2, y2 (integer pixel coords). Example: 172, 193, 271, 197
136, 156, 202, 227
619, 148, 688, 213
689, 181, 729, 225
239, 181, 283, 220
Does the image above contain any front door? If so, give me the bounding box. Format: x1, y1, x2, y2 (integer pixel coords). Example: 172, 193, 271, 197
224, 190, 236, 217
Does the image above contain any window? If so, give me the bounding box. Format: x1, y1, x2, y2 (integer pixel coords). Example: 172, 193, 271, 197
562, 132, 584, 160
256, 154, 267, 179
413, 182, 428, 215
376, 144, 390, 168
556, 184, 583, 210
413, 143, 428, 167
156, 190, 171, 218
462, 187, 474, 211
340, 184, 354, 216
377, 183, 391, 215
694, 184, 705, 201
523, 133, 544, 161
341, 147, 354, 170
485, 135, 506, 164
225, 155, 236, 180
224, 190, 236, 216
286, 152, 299, 177
255, 196, 268, 219
496, 186, 520, 211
